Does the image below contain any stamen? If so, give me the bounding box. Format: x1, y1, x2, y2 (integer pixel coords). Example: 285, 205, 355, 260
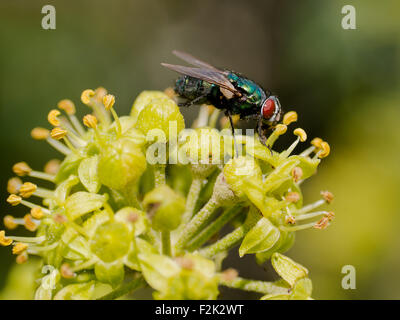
4, 215, 18, 230
51, 128, 78, 153
283, 111, 298, 125
285, 216, 296, 225
291, 167, 303, 183
19, 182, 37, 198
7, 177, 22, 194
48, 109, 61, 126
103, 94, 121, 135
13, 162, 55, 182
12, 242, 28, 255
321, 190, 334, 204
0, 230, 13, 246
7, 194, 22, 206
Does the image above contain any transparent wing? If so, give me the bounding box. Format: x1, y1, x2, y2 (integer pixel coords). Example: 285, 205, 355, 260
172, 50, 222, 72
161, 63, 240, 96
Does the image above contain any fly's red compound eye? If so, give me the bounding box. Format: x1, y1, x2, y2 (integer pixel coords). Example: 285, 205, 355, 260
262, 97, 276, 120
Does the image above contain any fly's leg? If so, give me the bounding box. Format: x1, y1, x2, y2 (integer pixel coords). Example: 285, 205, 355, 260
257, 118, 273, 156
227, 111, 239, 158
178, 94, 207, 107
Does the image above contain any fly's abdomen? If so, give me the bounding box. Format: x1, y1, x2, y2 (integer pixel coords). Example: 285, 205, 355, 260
175, 76, 215, 102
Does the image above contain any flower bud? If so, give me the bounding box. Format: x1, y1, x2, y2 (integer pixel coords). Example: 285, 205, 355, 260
136, 97, 185, 141
130, 91, 170, 121
142, 185, 185, 231
98, 139, 146, 190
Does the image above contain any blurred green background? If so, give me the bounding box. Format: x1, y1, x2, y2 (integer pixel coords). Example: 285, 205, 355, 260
0, 0, 399, 299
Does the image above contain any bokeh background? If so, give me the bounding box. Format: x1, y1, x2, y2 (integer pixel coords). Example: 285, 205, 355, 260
0, 0, 399, 299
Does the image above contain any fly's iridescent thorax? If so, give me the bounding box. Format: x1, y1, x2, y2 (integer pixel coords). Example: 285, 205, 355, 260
226, 72, 268, 117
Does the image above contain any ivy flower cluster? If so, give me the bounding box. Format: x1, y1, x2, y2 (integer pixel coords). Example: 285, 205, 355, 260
1, 87, 333, 300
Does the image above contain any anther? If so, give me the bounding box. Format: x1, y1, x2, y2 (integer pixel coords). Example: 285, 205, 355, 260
7, 177, 22, 194
19, 182, 37, 198
23, 214, 38, 232
44, 159, 61, 175
61, 263, 76, 279
291, 167, 303, 183
311, 137, 323, 149
285, 192, 301, 203
175, 257, 194, 270
4, 215, 18, 230
12, 162, 32, 176
31, 207, 44, 219
31, 127, 50, 140
0, 230, 13, 246
221, 268, 239, 281
7, 194, 22, 206
81, 89, 95, 105
283, 111, 298, 125
103, 94, 115, 110
285, 216, 296, 225
317, 141, 330, 158
293, 128, 307, 142
313, 216, 330, 230
12, 242, 28, 255
16, 252, 28, 264
48, 109, 61, 126
274, 124, 287, 136
51, 127, 68, 140
83, 114, 98, 129
58, 99, 76, 115
321, 191, 334, 204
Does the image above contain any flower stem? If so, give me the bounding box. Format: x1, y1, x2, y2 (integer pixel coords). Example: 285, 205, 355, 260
219, 276, 287, 295
161, 231, 172, 256
181, 177, 202, 225
186, 205, 242, 251
199, 224, 247, 258
97, 274, 146, 300
175, 197, 219, 252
